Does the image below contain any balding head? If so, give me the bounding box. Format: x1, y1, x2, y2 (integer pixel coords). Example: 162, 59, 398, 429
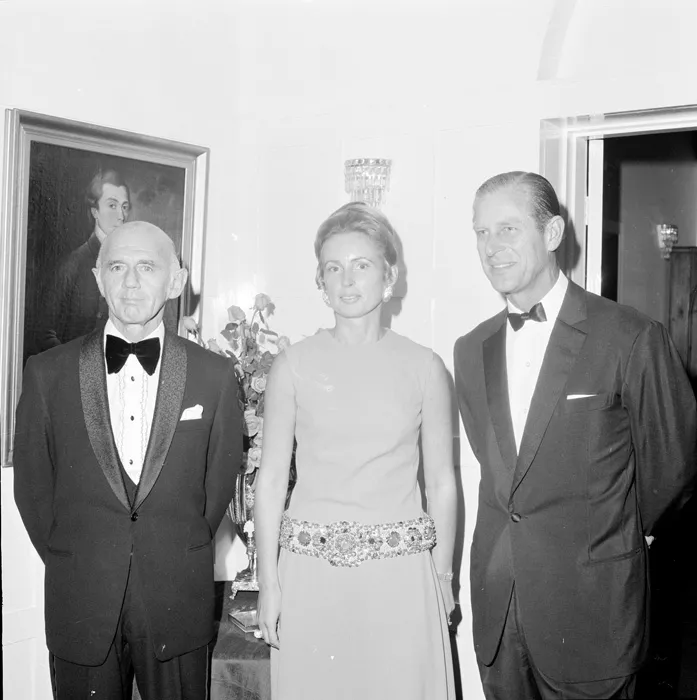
93, 221, 188, 341
96, 221, 179, 270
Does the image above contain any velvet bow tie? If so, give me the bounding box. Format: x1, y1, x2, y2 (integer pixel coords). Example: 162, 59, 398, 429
105, 335, 161, 376
507, 302, 547, 332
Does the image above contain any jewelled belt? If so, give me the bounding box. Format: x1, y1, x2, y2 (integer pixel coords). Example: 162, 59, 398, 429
279, 513, 436, 567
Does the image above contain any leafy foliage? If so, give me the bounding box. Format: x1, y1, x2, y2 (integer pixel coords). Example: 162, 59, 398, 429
183, 293, 290, 476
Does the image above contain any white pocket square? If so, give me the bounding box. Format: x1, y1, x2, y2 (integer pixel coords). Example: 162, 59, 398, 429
180, 404, 203, 421
567, 394, 597, 400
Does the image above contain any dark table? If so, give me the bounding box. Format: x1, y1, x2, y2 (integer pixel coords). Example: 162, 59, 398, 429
210, 584, 270, 700
133, 583, 270, 700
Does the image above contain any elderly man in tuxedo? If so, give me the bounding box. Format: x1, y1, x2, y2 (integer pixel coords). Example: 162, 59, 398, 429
454, 171, 696, 699
14, 221, 242, 700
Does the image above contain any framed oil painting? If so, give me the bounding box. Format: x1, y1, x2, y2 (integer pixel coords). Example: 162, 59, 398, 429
0, 110, 209, 466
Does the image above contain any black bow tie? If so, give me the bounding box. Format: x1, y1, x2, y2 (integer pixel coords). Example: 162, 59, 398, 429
507, 302, 547, 332
105, 335, 161, 376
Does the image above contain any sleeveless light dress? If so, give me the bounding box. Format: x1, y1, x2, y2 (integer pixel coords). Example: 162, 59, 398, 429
270, 329, 455, 700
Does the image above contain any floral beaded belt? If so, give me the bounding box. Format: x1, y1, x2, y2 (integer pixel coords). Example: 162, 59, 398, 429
279, 513, 436, 567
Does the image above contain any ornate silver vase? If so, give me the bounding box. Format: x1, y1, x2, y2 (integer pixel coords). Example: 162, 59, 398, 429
228, 471, 259, 599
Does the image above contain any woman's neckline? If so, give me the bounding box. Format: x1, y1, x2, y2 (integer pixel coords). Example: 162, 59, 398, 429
323, 327, 392, 348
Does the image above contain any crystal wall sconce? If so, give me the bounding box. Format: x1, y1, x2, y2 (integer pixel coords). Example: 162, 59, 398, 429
657, 224, 679, 260
344, 158, 392, 209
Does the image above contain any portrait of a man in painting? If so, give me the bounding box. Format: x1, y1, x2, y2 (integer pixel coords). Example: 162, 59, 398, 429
23, 142, 186, 363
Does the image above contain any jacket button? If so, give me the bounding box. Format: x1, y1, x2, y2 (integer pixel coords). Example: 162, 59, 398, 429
510, 512, 522, 523
131, 512, 139, 522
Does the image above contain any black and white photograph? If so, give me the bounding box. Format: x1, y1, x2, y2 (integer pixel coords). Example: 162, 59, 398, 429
1, 3, 696, 700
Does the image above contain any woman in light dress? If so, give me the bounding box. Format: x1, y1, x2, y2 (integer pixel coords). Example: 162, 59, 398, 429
255, 202, 457, 700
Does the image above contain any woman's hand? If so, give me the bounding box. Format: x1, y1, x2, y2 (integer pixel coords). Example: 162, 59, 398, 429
439, 578, 456, 626
421, 353, 459, 628
257, 581, 282, 649
253, 352, 296, 650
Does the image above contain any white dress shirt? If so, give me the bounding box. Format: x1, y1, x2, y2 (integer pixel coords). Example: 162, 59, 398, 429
506, 273, 569, 451
104, 320, 164, 484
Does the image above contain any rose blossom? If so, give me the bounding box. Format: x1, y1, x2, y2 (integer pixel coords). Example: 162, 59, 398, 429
227, 305, 247, 322
207, 339, 224, 355
251, 375, 267, 393
246, 446, 262, 472
182, 316, 199, 333
254, 293, 273, 312
244, 409, 261, 437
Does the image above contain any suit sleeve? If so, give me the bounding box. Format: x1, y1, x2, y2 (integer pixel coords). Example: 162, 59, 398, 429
204, 364, 244, 533
13, 356, 55, 561
623, 322, 697, 535
453, 336, 482, 463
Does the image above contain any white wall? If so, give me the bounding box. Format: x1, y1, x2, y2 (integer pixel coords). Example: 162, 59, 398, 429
2, 0, 697, 697
1, 469, 50, 700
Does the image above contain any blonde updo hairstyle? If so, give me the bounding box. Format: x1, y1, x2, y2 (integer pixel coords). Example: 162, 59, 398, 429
314, 202, 399, 290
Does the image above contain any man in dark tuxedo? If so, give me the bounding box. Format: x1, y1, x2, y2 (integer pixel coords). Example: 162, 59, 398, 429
454, 171, 696, 699
14, 221, 242, 699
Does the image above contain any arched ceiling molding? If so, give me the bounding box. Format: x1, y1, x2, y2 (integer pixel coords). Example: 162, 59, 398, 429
536, 0, 578, 81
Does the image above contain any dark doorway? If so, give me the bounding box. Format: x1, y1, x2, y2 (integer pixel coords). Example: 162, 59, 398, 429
602, 130, 697, 699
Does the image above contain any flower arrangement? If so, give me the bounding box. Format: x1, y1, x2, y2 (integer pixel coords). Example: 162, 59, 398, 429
183, 293, 290, 478
185, 294, 293, 593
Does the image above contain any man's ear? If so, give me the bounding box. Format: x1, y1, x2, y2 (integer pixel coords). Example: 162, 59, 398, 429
92, 267, 105, 297
545, 215, 565, 253
168, 267, 189, 300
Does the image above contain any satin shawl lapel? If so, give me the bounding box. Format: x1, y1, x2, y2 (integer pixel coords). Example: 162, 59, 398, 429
133, 332, 187, 512
511, 282, 588, 496
483, 311, 517, 470
79, 331, 130, 511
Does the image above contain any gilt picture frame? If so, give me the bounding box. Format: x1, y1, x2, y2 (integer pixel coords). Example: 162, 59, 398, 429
0, 110, 209, 467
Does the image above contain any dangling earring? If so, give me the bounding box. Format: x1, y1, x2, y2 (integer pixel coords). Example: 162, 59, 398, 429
321, 290, 332, 307
382, 285, 393, 303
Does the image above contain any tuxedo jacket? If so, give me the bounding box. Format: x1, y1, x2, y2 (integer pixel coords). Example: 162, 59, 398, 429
454, 280, 696, 683
13, 329, 243, 665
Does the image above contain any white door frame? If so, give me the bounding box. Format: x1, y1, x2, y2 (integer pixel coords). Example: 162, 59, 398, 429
539, 105, 697, 290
